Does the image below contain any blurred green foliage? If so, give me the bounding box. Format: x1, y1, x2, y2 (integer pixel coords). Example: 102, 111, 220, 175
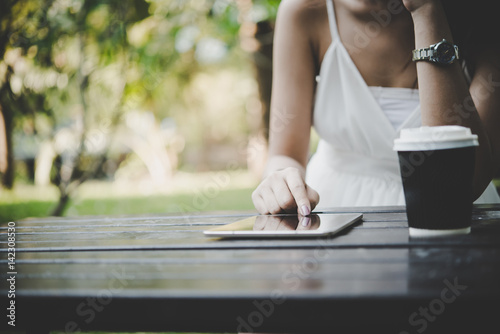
1, 0, 279, 217
1, 0, 273, 151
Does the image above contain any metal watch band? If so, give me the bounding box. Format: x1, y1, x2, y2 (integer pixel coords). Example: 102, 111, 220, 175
412, 48, 433, 62
453, 44, 460, 60
412, 40, 460, 64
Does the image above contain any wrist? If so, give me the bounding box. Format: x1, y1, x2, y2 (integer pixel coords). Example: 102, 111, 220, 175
410, 2, 454, 48
264, 155, 306, 178
408, 1, 441, 19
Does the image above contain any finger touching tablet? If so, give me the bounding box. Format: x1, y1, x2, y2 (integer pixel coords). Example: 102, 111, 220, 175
203, 213, 362, 238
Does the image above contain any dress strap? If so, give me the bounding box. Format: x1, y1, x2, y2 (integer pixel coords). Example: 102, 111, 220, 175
326, 0, 339, 39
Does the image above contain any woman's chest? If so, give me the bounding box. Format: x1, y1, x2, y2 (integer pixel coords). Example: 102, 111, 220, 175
316, 3, 418, 88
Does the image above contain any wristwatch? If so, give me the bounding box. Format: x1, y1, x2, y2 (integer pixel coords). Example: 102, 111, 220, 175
412, 39, 460, 65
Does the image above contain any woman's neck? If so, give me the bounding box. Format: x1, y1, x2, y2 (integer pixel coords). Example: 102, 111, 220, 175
334, 0, 413, 28
333, 0, 418, 88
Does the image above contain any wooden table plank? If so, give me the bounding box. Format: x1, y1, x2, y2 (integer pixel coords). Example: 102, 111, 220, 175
2, 247, 499, 298
1, 204, 499, 333
5, 219, 500, 242
4, 222, 500, 252
11, 260, 500, 296
0, 211, 408, 230
12, 295, 498, 333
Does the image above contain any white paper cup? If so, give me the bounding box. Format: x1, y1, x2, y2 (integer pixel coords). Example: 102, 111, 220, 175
393, 126, 478, 237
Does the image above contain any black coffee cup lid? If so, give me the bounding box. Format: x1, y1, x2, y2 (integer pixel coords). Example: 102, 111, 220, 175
394, 126, 478, 151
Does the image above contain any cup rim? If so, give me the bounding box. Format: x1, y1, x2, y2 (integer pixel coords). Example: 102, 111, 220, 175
409, 226, 471, 237
394, 126, 478, 151
394, 138, 478, 151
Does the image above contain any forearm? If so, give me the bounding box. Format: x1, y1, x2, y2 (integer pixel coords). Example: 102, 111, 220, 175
412, 2, 472, 125
411, 2, 495, 198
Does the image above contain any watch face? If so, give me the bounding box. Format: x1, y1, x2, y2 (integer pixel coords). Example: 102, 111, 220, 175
434, 41, 456, 64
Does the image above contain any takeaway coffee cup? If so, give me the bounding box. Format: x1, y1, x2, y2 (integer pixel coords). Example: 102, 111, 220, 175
393, 126, 479, 237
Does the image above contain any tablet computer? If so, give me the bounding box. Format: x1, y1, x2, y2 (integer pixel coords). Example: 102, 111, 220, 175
203, 213, 362, 238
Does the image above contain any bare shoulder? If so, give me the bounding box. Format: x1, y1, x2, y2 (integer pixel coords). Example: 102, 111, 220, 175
276, 0, 329, 54
277, 0, 327, 28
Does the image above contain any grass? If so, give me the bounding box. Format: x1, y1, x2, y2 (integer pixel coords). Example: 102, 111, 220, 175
0, 170, 258, 224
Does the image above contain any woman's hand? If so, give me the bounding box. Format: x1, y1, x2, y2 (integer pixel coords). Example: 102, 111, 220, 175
252, 167, 320, 215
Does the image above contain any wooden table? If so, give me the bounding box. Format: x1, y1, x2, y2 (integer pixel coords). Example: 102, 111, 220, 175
1, 205, 500, 333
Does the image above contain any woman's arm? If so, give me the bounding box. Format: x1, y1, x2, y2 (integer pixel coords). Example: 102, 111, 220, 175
405, 0, 500, 200
252, 0, 321, 215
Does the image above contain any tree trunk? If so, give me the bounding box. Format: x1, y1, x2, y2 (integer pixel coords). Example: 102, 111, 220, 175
50, 192, 70, 217
0, 104, 14, 189
0, 107, 7, 176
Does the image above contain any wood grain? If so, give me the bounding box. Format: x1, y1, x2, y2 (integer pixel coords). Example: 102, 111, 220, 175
1, 204, 499, 333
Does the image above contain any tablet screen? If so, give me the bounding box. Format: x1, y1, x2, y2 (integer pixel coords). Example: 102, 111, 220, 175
203, 213, 362, 238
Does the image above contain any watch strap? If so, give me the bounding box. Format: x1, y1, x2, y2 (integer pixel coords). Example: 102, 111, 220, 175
412, 48, 433, 62
412, 39, 460, 64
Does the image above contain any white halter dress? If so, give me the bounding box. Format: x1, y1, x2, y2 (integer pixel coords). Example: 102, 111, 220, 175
305, 0, 500, 208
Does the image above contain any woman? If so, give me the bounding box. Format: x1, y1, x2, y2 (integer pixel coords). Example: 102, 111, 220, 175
252, 0, 500, 215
